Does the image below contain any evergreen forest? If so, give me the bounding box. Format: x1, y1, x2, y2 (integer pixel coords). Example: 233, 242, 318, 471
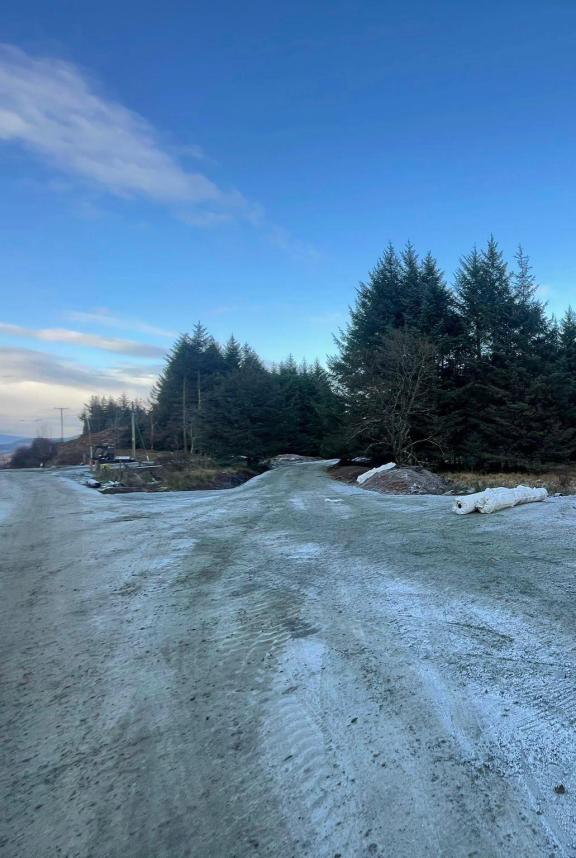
80, 238, 576, 470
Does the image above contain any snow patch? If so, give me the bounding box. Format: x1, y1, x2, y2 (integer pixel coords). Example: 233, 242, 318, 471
357, 462, 396, 485
453, 485, 548, 515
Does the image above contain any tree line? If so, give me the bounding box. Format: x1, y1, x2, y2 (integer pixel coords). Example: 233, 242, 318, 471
332, 238, 576, 469
151, 328, 342, 459
77, 237, 575, 471
80, 330, 342, 460
80, 393, 149, 446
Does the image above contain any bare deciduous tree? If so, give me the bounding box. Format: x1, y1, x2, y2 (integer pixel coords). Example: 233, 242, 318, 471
352, 328, 437, 463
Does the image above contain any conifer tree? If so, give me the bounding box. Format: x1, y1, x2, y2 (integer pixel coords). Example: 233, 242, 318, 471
152, 324, 226, 452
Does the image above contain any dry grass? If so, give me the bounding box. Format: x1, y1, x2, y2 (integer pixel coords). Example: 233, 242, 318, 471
163, 467, 227, 491
92, 451, 260, 492
444, 469, 576, 495
162, 464, 258, 492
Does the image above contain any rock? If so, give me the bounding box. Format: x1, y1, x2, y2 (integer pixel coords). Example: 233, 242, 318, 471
554, 784, 566, 794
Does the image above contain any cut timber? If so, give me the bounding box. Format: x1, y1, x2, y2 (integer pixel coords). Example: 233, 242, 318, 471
357, 462, 396, 485
452, 485, 548, 515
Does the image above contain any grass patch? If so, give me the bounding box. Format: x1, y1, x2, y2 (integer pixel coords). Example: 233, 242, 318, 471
445, 468, 576, 495
162, 463, 260, 491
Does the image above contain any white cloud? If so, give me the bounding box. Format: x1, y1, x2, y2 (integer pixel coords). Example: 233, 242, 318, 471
0, 348, 159, 435
65, 309, 176, 338
0, 322, 167, 357
0, 44, 246, 216
0, 44, 316, 255
0, 346, 155, 389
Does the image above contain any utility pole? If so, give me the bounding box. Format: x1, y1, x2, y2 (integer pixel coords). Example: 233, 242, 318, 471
86, 415, 93, 463
131, 407, 137, 460
53, 407, 69, 444
182, 377, 187, 455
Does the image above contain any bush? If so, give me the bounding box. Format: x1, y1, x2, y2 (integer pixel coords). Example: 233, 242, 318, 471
10, 437, 58, 468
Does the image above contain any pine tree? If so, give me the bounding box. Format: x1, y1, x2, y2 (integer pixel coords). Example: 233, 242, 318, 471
399, 242, 423, 325
331, 244, 451, 461
455, 238, 514, 363
224, 336, 242, 371
152, 324, 226, 452
331, 244, 402, 394
553, 307, 576, 460
203, 347, 276, 459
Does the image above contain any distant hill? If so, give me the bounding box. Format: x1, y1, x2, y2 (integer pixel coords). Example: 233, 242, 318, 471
0, 434, 32, 453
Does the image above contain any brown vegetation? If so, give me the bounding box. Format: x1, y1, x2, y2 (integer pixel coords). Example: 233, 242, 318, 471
94, 454, 262, 493
444, 469, 576, 495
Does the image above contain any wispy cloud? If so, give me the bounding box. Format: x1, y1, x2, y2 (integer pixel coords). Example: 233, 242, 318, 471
0, 44, 247, 218
65, 309, 176, 338
0, 322, 167, 357
0, 43, 317, 256
265, 224, 321, 263
178, 210, 234, 228
305, 310, 344, 325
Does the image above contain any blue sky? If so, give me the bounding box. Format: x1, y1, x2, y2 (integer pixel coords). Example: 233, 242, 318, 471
1, 0, 575, 435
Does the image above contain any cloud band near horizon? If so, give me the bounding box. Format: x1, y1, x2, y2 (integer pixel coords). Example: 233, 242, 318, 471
0, 322, 167, 357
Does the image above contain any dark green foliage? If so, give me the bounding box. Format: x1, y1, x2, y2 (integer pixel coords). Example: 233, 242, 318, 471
79, 394, 149, 448
82, 238, 574, 470
332, 238, 576, 468
202, 350, 277, 459
269, 358, 343, 457
148, 328, 344, 460
151, 324, 226, 452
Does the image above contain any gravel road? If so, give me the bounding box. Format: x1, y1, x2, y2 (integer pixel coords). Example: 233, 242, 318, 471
1, 463, 576, 857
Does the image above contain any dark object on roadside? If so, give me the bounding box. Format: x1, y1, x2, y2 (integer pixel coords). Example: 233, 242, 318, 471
554, 784, 566, 795
92, 444, 115, 463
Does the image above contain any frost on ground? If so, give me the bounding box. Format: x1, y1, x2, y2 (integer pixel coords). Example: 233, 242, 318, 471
1, 463, 575, 858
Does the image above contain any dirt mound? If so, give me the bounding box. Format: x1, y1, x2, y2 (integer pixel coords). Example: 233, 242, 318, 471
329, 464, 368, 483
363, 466, 453, 495
268, 454, 324, 467
329, 462, 454, 495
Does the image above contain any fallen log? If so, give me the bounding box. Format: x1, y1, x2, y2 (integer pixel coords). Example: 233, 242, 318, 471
452, 485, 548, 515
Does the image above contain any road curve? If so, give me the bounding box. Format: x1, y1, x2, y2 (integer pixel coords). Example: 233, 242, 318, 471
1, 464, 575, 857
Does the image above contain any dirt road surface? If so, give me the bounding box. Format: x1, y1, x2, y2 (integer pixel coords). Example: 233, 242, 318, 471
2, 463, 576, 857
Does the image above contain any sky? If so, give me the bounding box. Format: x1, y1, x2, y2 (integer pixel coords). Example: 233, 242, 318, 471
1, 0, 575, 437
